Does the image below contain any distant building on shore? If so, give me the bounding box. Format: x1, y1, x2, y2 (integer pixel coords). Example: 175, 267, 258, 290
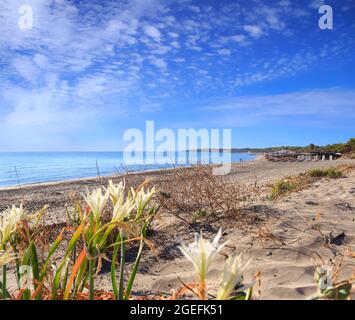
296, 151, 342, 161
266, 151, 342, 162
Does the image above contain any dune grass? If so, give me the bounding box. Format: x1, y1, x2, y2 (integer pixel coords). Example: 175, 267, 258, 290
269, 166, 345, 200
269, 176, 310, 200
307, 167, 343, 179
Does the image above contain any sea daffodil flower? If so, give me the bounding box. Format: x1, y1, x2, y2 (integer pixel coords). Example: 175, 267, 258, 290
106, 180, 126, 206
0, 250, 16, 267
112, 197, 136, 224
130, 186, 156, 218
217, 255, 253, 300
83, 187, 109, 220
179, 229, 227, 286
0, 204, 26, 246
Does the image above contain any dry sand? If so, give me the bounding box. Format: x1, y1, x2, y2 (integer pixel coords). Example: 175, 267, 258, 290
1, 158, 354, 299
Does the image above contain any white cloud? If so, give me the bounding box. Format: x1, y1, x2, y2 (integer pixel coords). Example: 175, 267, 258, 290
230, 35, 247, 43
233, 49, 325, 88
139, 102, 162, 112
243, 25, 265, 38
149, 57, 167, 70
33, 54, 49, 69
200, 88, 355, 127
0, 0, 353, 150
188, 5, 201, 13
168, 32, 179, 38
143, 25, 161, 41
171, 41, 180, 48
309, 0, 325, 9
12, 56, 38, 81
279, 0, 291, 7
217, 48, 232, 56
152, 45, 171, 55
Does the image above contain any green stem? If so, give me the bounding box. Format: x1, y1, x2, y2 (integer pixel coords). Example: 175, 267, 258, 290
15, 259, 20, 290
118, 231, 126, 300
88, 210, 96, 300
29, 242, 41, 300
124, 222, 149, 300
11, 242, 21, 290
2, 265, 7, 299
72, 243, 77, 291
89, 212, 94, 239
88, 258, 95, 300
245, 286, 253, 300
0, 244, 7, 299
111, 233, 121, 300
124, 239, 143, 300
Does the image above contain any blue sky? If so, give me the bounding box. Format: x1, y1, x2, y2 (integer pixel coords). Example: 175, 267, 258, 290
0, 0, 354, 151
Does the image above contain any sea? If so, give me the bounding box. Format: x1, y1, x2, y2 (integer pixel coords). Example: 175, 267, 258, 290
0, 151, 255, 187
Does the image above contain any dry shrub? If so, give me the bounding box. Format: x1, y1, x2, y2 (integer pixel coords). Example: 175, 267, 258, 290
250, 221, 286, 247
159, 165, 261, 224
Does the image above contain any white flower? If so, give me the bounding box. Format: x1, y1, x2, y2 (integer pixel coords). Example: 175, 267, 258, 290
83, 187, 109, 220
131, 186, 156, 212
0, 250, 16, 267
217, 255, 252, 300
131, 186, 156, 213
106, 180, 126, 206
0, 204, 26, 246
112, 197, 136, 224
179, 228, 227, 282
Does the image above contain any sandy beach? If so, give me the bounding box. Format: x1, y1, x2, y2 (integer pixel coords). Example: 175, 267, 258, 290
1, 158, 354, 299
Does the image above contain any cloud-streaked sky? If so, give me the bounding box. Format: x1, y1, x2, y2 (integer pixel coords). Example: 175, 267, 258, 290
0, 0, 354, 151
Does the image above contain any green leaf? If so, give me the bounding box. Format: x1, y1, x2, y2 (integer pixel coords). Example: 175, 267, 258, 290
29, 242, 41, 300
111, 232, 121, 300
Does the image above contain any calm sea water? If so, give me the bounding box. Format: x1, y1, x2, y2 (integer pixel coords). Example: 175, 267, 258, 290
0, 152, 255, 187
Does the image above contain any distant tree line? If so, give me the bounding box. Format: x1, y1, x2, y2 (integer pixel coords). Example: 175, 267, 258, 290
236, 138, 355, 155
297, 138, 355, 154
318, 138, 355, 154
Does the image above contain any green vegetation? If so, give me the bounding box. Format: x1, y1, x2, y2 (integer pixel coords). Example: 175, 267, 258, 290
307, 167, 343, 179
269, 177, 305, 200
235, 138, 355, 155
0, 180, 159, 300
322, 138, 355, 154
269, 167, 345, 200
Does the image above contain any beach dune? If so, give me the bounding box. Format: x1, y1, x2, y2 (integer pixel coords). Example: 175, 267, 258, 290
1, 158, 354, 299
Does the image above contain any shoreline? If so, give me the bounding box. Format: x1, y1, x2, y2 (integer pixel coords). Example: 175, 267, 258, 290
0, 156, 352, 192
0, 157, 261, 191
0, 158, 353, 196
